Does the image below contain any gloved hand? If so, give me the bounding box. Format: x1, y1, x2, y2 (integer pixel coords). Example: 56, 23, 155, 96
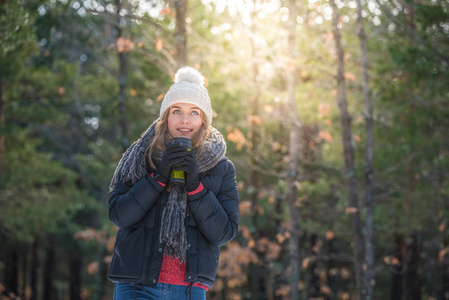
173, 152, 199, 192
156, 143, 188, 184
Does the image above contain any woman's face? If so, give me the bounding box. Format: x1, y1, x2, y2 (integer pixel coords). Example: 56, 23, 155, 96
167, 102, 203, 140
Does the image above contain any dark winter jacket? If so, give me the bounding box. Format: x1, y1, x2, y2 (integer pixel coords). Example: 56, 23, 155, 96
107, 158, 239, 287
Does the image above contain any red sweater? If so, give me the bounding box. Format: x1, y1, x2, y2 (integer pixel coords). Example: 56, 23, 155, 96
158, 254, 208, 291
152, 174, 208, 290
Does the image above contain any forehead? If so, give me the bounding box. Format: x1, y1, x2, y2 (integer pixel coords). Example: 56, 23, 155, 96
170, 103, 200, 110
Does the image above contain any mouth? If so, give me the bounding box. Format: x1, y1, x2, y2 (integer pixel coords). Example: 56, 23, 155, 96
177, 128, 193, 133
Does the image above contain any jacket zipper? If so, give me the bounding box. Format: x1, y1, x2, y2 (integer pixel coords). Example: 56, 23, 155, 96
185, 206, 191, 283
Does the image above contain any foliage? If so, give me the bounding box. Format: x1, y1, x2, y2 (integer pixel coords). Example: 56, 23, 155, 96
1, 0, 448, 299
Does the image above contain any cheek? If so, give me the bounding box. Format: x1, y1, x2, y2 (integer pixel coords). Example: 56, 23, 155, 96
192, 118, 203, 130
167, 116, 177, 135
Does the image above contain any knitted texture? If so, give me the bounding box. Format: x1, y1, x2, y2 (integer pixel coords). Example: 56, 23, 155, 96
158, 254, 208, 290
109, 119, 226, 261
159, 67, 213, 124
160, 184, 189, 260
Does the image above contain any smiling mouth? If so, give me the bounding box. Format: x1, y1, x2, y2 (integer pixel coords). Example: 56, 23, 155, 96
178, 128, 193, 132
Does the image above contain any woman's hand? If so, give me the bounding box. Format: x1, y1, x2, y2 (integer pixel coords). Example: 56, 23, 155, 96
156, 143, 188, 183
174, 152, 199, 192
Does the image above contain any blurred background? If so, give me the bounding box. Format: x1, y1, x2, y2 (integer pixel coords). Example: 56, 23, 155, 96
1, 0, 449, 299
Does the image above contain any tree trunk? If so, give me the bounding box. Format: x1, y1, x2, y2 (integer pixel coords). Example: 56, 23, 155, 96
172, 0, 188, 68
356, 0, 375, 298
43, 237, 57, 300
265, 268, 275, 300
440, 157, 449, 299
248, 24, 260, 233
69, 254, 82, 300
21, 246, 28, 300
0, 81, 5, 194
93, 246, 108, 300
404, 231, 421, 300
329, 0, 364, 296
327, 237, 339, 298
30, 237, 39, 300
287, 0, 301, 299
308, 234, 321, 299
4, 247, 19, 298
115, 0, 129, 150
443, 249, 449, 300
391, 234, 404, 300
248, 22, 265, 300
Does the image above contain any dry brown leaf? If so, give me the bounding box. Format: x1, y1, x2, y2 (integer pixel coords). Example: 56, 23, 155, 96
155, 37, 163, 51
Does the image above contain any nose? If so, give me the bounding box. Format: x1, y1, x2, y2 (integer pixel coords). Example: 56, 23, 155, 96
181, 113, 190, 123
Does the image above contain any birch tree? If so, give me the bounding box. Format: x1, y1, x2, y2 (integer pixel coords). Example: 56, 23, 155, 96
247, 3, 264, 297
356, 0, 375, 298
287, 0, 301, 299
115, 0, 130, 150
330, 0, 365, 296
170, 0, 188, 68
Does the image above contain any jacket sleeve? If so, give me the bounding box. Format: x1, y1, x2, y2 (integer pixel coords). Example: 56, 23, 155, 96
108, 174, 165, 229
187, 160, 239, 246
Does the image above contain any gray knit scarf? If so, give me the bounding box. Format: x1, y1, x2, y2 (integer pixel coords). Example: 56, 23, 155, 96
110, 119, 226, 261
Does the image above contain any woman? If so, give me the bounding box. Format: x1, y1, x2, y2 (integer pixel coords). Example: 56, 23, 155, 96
108, 66, 239, 300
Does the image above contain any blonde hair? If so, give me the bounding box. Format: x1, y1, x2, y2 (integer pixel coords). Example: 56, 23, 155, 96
147, 108, 211, 169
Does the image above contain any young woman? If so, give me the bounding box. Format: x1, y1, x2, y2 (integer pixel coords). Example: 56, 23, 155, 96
108, 67, 239, 300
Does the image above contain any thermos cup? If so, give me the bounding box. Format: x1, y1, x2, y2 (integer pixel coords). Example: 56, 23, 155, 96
169, 137, 192, 185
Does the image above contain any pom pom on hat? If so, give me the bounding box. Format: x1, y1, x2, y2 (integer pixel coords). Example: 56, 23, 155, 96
160, 66, 213, 124
174, 67, 205, 85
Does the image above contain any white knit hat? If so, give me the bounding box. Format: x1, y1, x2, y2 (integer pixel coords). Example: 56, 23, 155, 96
160, 67, 212, 124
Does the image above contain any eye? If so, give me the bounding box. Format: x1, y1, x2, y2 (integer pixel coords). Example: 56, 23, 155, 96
191, 110, 199, 115
172, 109, 181, 114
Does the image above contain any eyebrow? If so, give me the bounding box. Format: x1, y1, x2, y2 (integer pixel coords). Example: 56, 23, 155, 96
171, 105, 200, 110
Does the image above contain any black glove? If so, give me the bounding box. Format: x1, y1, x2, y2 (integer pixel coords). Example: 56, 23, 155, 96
156, 142, 188, 184
173, 152, 199, 192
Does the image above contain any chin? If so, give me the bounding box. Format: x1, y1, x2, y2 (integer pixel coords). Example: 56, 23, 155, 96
173, 131, 195, 139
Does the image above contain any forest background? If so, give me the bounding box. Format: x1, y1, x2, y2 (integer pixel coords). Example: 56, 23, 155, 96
1, 0, 449, 299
